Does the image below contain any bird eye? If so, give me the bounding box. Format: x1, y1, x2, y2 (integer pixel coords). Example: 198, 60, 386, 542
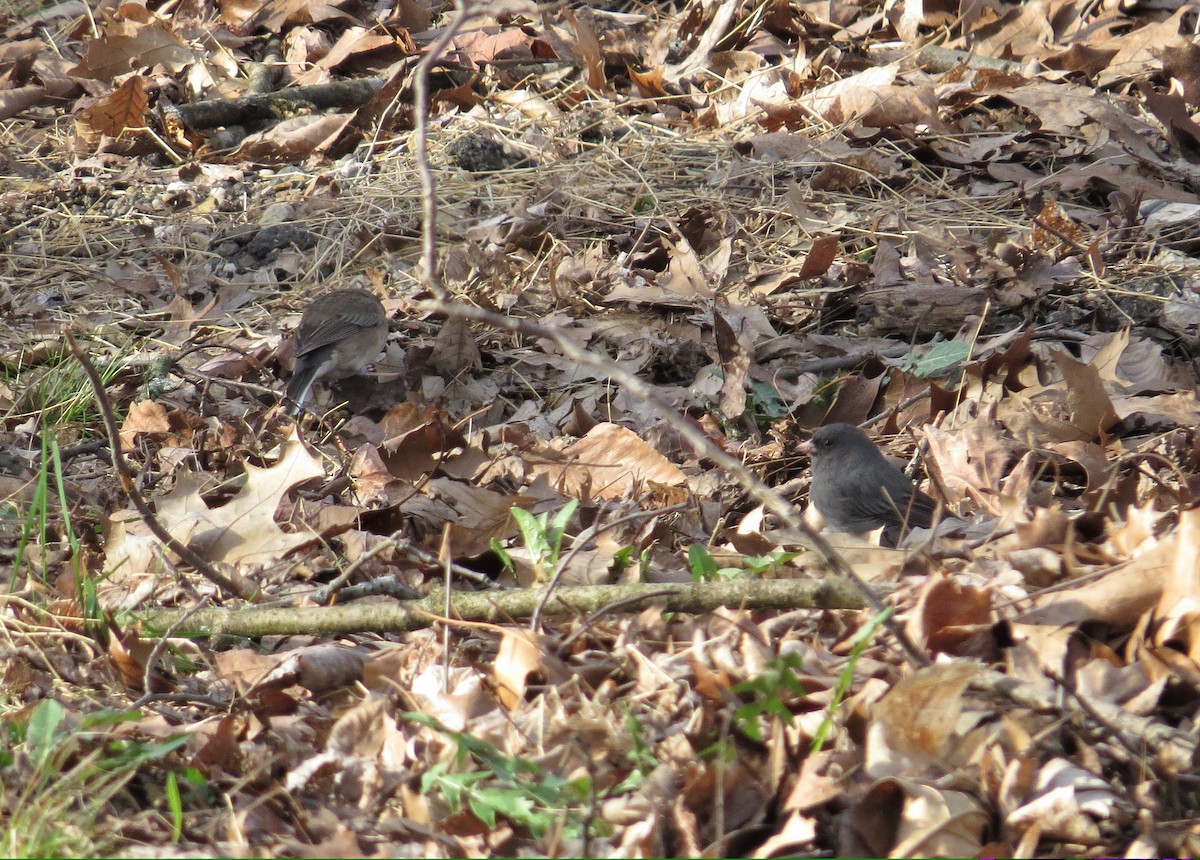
822, 437, 834, 447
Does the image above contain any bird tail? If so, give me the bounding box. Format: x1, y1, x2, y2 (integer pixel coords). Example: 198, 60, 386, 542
285, 364, 320, 417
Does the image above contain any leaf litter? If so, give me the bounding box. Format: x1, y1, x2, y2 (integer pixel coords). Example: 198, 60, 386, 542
1, 0, 1200, 855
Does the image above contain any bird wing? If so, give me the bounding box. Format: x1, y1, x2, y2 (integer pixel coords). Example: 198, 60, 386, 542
876, 468, 937, 530
813, 460, 936, 534
811, 470, 889, 533
295, 295, 385, 358
296, 316, 373, 357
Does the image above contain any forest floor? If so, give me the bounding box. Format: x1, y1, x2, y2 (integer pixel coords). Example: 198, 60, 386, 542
1, 0, 1200, 855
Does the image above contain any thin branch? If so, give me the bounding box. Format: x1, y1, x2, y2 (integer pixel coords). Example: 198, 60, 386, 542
413, 0, 480, 300
141, 578, 870, 638
65, 331, 254, 600
130, 597, 214, 710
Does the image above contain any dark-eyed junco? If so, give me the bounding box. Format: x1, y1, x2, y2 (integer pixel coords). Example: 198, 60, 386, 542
800, 423, 938, 545
285, 289, 388, 415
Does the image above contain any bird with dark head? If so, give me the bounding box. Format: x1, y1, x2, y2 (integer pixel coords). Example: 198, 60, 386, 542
800, 423, 938, 546
285, 289, 389, 416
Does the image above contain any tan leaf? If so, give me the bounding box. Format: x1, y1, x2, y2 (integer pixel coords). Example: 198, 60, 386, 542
907, 574, 994, 658
70, 18, 195, 82
1051, 349, 1119, 438
628, 65, 667, 98
494, 629, 542, 709
154, 425, 326, 565
378, 403, 467, 482
754, 810, 818, 859
844, 778, 987, 857
796, 236, 839, 280
1005, 758, 1119, 843
563, 9, 605, 91
409, 665, 490, 731
531, 422, 687, 500
119, 398, 170, 448
922, 416, 1016, 507
715, 308, 751, 421
326, 695, 390, 757
1014, 542, 1168, 630
76, 74, 149, 137
256, 645, 365, 695
797, 64, 897, 123
866, 661, 979, 776
229, 112, 353, 163
425, 477, 532, 557
1147, 508, 1200, 665
428, 315, 482, 375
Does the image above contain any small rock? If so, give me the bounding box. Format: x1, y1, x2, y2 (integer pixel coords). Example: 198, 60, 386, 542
259, 202, 296, 226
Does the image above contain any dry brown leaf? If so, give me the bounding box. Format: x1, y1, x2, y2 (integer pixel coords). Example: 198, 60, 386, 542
292, 29, 401, 85
907, 574, 995, 658
562, 9, 605, 91
454, 25, 543, 66
255, 0, 358, 32
796, 236, 839, 280
865, 660, 979, 777
780, 749, 843, 813
628, 65, 668, 98
214, 648, 282, 690
1014, 541, 1169, 630
1051, 349, 1120, 439
1005, 758, 1125, 843
715, 307, 752, 422
425, 476, 531, 557
75, 74, 149, 138
256, 645, 365, 695
922, 416, 1016, 507
798, 64, 897, 122
843, 777, 988, 857
1145, 507, 1200, 665
531, 422, 687, 500
152, 425, 326, 565
378, 403, 467, 482
70, 17, 196, 82
494, 628, 542, 709
326, 695, 391, 757
106, 624, 164, 692
347, 443, 398, 505
118, 398, 171, 448
230, 113, 353, 163
409, 665, 492, 731
427, 315, 482, 375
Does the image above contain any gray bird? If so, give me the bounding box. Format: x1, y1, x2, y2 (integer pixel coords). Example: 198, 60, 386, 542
800, 423, 938, 545
285, 289, 388, 416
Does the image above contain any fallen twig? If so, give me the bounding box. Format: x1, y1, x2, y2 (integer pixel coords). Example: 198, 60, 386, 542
141, 578, 869, 638
66, 331, 255, 600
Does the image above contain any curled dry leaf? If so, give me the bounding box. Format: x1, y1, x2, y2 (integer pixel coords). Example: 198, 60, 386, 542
494, 628, 541, 710
409, 665, 490, 732
865, 660, 980, 778
255, 644, 365, 695
1005, 757, 1128, 843
906, 573, 995, 659
843, 777, 988, 857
